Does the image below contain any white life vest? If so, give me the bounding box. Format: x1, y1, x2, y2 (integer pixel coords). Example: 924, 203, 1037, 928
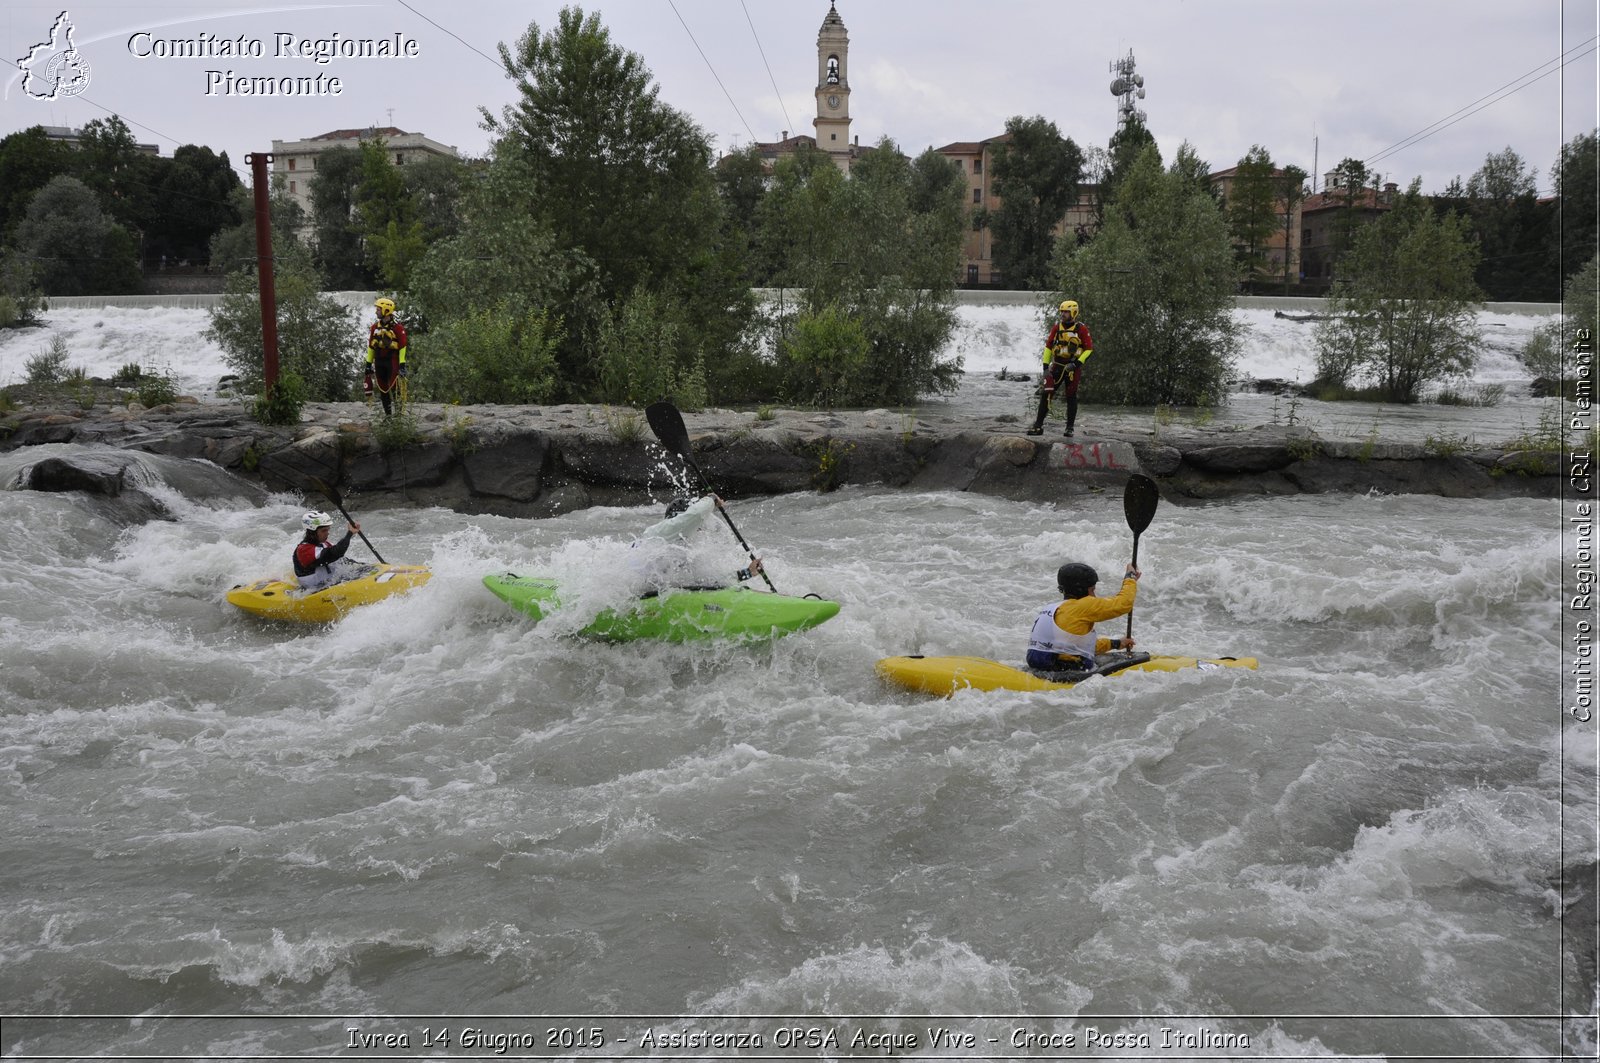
1028, 600, 1100, 665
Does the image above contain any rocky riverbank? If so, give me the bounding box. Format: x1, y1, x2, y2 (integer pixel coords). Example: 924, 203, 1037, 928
0, 381, 1563, 517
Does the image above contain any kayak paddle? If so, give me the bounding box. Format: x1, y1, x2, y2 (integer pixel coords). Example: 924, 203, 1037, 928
1122, 473, 1159, 641
644, 401, 778, 593
309, 476, 386, 564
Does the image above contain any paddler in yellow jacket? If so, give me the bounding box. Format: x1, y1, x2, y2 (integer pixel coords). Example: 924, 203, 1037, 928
1026, 561, 1140, 673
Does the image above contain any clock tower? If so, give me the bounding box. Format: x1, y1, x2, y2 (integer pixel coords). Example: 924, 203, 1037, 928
813, 3, 852, 171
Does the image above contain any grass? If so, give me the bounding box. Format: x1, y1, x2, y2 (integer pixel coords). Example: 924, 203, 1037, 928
601, 406, 645, 443
443, 410, 476, 455
1356, 419, 1382, 463
135, 370, 179, 408
810, 438, 854, 492
1421, 432, 1473, 457
24, 337, 69, 385
371, 405, 423, 450
1500, 408, 1564, 454
1434, 383, 1506, 407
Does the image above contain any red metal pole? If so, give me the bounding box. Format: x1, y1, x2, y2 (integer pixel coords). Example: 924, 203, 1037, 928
245, 152, 280, 391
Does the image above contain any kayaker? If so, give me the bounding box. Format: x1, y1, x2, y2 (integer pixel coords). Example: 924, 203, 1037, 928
1025, 299, 1094, 438
293, 511, 362, 591
633, 494, 763, 590
1026, 561, 1140, 673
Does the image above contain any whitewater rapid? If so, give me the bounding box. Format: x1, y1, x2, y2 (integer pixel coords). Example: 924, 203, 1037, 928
0, 443, 1592, 1059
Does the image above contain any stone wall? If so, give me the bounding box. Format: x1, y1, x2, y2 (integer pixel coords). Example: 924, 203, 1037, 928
1, 398, 1563, 516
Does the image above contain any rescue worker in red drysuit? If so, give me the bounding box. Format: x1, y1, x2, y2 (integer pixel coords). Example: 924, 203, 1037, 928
365, 297, 408, 415
1026, 299, 1094, 437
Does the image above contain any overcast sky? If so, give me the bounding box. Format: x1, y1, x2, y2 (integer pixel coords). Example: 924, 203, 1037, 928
3, 0, 1596, 195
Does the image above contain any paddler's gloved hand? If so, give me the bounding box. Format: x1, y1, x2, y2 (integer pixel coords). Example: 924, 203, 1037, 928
398, 365, 408, 377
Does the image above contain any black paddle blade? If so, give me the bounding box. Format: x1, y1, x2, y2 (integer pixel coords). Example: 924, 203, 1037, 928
306, 475, 343, 509
645, 401, 692, 459
1123, 474, 1160, 535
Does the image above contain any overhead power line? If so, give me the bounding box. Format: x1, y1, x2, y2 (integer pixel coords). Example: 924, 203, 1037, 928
740, 0, 794, 140
665, 0, 757, 144
1365, 37, 1598, 169
392, 0, 504, 71
76, 94, 184, 151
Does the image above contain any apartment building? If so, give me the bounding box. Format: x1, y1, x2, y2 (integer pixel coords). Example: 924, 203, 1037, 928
1299, 175, 1400, 286
269, 126, 460, 218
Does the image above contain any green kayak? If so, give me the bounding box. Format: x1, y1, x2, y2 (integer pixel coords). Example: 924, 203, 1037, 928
482, 572, 841, 642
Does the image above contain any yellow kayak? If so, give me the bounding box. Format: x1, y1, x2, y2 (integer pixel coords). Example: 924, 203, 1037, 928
876, 653, 1259, 696
226, 563, 431, 623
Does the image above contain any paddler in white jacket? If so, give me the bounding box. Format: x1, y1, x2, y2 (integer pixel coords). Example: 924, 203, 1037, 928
1026, 561, 1140, 672
631, 495, 763, 591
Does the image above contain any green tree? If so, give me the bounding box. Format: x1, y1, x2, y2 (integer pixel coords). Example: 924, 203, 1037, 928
716, 145, 771, 284
1054, 143, 1240, 406
73, 116, 155, 239
776, 304, 868, 408
0, 126, 74, 243
1551, 130, 1597, 287
1314, 180, 1482, 402
1523, 253, 1597, 385
757, 138, 965, 406
13, 175, 141, 295
1278, 164, 1309, 293
1325, 156, 1373, 275
0, 251, 45, 328
408, 154, 591, 332
415, 299, 562, 405
1095, 116, 1158, 226
208, 176, 309, 275
146, 145, 242, 265
307, 146, 371, 289
988, 115, 1083, 290
595, 286, 706, 407
1227, 145, 1279, 282
1465, 146, 1554, 300
472, 6, 752, 400
356, 139, 425, 290
401, 153, 468, 245
205, 243, 361, 401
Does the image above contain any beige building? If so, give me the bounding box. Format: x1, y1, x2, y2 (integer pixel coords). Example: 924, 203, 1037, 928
936, 134, 1098, 288
1299, 173, 1399, 287
40, 124, 160, 156
1208, 165, 1309, 289
269, 126, 460, 217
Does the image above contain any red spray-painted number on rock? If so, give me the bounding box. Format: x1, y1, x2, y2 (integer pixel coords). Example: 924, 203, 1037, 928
1060, 442, 1126, 469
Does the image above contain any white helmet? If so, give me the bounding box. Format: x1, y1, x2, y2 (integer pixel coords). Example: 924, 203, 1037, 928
301, 510, 334, 531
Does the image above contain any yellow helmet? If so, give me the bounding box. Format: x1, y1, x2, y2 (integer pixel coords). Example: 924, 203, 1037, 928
375, 297, 396, 316
1059, 300, 1079, 318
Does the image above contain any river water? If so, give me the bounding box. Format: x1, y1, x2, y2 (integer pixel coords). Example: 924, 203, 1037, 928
0, 439, 1593, 1059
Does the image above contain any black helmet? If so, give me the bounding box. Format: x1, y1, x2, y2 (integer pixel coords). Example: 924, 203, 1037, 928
664, 497, 693, 519
1056, 562, 1098, 598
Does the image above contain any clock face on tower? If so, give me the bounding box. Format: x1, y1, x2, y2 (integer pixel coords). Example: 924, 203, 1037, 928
827, 94, 840, 109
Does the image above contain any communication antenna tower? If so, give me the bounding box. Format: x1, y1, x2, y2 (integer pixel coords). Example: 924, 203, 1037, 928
1108, 50, 1147, 127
